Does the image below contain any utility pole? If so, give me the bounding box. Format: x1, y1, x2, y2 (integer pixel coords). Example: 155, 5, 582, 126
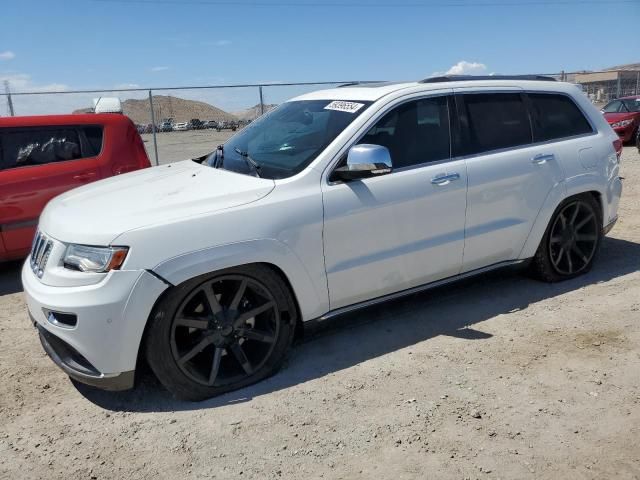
4, 80, 15, 116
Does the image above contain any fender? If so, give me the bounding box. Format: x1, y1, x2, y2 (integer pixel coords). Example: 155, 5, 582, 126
519, 173, 606, 259
564, 172, 608, 223
152, 238, 330, 321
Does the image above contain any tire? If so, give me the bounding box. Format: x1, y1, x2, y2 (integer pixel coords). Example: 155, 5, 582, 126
529, 194, 602, 283
145, 264, 297, 401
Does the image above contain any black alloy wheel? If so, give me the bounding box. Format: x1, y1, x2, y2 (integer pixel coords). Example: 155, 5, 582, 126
145, 265, 297, 401
170, 275, 279, 387
530, 194, 602, 282
548, 200, 599, 276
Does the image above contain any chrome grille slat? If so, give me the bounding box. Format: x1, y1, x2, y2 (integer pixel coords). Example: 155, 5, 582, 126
29, 231, 53, 278
35, 237, 47, 264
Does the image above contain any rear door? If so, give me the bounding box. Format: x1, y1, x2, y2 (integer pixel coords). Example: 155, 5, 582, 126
455, 89, 566, 272
0, 126, 100, 257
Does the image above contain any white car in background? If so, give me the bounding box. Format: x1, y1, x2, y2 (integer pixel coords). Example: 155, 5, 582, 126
173, 122, 189, 131
23, 76, 622, 400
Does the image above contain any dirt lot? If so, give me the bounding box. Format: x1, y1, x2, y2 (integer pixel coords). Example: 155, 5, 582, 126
1, 147, 639, 480
141, 130, 235, 165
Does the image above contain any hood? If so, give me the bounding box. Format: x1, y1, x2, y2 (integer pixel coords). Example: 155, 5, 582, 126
40, 161, 275, 245
603, 112, 638, 123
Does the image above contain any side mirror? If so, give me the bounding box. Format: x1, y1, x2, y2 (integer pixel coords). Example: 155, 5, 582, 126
331, 144, 393, 181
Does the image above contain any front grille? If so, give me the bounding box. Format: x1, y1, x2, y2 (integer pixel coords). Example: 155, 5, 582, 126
30, 231, 53, 278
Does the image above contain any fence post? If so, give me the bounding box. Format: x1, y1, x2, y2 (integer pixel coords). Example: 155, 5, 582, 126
259, 85, 265, 116
3, 80, 15, 116
616, 73, 621, 99
148, 90, 159, 166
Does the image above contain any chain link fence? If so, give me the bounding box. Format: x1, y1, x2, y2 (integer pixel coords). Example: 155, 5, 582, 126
1, 71, 639, 165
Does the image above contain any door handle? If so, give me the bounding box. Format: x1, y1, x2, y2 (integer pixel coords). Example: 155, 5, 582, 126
431, 173, 460, 186
73, 173, 96, 182
532, 153, 555, 165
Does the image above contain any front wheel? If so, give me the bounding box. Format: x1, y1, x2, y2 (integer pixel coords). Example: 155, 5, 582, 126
145, 265, 297, 401
530, 194, 602, 282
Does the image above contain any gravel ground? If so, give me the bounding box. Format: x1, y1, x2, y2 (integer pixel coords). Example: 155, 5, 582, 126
141, 130, 235, 165
1, 146, 639, 480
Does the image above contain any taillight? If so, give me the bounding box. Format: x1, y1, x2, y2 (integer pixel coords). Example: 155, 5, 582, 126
613, 139, 622, 160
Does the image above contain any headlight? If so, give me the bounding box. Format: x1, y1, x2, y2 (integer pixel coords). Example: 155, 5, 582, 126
611, 119, 634, 128
63, 245, 129, 273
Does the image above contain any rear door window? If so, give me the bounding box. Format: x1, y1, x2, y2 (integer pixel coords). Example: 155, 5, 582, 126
458, 93, 532, 155
0, 127, 86, 170
528, 93, 593, 142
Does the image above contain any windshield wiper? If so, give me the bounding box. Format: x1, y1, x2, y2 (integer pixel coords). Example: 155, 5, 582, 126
234, 147, 262, 178
214, 144, 224, 169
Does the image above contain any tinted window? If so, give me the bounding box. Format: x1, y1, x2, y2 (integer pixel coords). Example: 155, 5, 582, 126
460, 93, 532, 155
529, 93, 593, 142
358, 96, 450, 168
83, 126, 104, 156
1, 128, 82, 170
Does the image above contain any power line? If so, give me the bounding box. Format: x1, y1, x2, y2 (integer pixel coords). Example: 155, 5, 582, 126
0, 81, 380, 96
88, 0, 639, 7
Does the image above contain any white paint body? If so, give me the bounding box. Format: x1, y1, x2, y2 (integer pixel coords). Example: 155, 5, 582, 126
23, 79, 623, 379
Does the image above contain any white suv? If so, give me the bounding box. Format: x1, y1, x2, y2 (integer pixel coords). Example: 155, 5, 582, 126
23, 76, 623, 400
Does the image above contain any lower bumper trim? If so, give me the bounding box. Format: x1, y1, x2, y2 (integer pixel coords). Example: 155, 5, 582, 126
34, 320, 135, 391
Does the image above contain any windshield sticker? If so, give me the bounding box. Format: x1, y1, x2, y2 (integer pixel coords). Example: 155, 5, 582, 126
324, 101, 365, 113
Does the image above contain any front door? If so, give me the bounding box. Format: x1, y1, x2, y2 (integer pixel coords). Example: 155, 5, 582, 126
322, 95, 468, 310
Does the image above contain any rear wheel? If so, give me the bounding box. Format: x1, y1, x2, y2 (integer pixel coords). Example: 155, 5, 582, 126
145, 265, 297, 401
530, 194, 602, 282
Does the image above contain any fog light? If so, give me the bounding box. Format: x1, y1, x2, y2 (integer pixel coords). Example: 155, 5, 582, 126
43, 309, 77, 328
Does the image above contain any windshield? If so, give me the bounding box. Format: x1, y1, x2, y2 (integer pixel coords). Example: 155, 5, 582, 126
205, 99, 372, 179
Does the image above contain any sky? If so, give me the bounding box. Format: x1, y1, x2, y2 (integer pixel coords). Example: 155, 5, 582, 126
0, 0, 639, 114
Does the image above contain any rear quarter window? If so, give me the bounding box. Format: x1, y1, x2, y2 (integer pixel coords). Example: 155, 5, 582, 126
528, 93, 593, 142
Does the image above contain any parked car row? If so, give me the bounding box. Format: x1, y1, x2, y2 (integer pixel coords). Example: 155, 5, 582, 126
135, 119, 245, 134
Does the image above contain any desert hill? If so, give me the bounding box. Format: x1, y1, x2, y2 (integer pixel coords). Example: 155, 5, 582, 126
74, 95, 238, 124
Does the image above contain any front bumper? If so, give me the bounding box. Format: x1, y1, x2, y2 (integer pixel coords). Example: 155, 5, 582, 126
23, 262, 168, 389
35, 320, 135, 390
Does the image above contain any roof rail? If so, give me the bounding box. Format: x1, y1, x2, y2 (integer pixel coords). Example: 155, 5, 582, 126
420, 74, 557, 83
336, 81, 389, 88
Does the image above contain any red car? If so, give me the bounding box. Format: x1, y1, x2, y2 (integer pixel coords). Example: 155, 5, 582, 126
601, 95, 640, 143
0, 113, 151, 262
